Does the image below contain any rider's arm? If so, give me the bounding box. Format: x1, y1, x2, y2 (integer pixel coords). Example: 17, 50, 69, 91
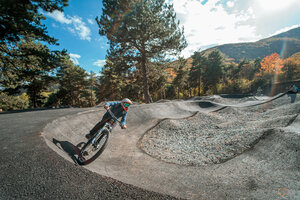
121, 111, 128, 127
104, 101, 119, 110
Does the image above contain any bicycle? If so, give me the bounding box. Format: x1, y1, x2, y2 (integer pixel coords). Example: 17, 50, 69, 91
76, 109, 122, 165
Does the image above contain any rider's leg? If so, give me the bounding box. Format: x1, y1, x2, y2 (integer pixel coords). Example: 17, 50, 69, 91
85, 116, 110, 139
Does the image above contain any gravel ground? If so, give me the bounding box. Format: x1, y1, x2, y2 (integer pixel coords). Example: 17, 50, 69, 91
138, 95, 299, 166
209, 95, 259, 104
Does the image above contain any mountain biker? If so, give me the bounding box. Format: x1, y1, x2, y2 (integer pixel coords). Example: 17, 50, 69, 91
85, 98, 133, 139
287, 83, 299, 94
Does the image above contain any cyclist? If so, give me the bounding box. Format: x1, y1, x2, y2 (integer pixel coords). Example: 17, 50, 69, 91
287, 83, 299, 94
85, 98, 133, 139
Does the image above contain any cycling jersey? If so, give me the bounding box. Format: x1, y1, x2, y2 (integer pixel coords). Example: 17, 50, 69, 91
104, 101, 128, 126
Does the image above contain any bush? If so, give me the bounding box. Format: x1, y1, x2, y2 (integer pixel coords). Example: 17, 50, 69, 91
0, 92, 29, 111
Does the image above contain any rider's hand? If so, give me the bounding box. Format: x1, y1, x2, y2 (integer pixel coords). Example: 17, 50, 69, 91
121, 125, 127, 129
104, 105, 110, 111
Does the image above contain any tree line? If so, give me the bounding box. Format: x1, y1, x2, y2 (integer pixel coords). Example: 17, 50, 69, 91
1, 0, 299, 111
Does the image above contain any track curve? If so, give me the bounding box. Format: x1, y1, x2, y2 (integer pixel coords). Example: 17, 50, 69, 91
0, 108, 178, 199
42, 94, 300, 199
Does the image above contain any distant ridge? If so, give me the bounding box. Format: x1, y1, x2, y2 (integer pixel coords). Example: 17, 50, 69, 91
203, 27, 300, 62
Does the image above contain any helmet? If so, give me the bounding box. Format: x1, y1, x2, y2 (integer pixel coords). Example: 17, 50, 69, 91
121, 98, 133, 111
122, 98, 133, 105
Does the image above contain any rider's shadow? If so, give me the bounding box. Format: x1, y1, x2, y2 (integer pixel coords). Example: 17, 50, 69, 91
52, 138, 83, 164
287, 93, 297, 103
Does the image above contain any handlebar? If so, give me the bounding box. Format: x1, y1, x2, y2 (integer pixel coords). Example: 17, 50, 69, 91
107, 109, 122, 126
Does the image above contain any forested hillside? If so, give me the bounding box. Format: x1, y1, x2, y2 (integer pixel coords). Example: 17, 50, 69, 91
205, 27, 300, 62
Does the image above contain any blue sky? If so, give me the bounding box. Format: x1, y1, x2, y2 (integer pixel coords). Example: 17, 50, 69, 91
43, 0, 108, 74
42, 0, 300, 73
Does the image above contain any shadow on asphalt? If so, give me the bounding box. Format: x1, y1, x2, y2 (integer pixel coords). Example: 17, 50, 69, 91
52, 138, 82, 165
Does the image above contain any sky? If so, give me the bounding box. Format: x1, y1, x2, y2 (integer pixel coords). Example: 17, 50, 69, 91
42, 0, 300, 73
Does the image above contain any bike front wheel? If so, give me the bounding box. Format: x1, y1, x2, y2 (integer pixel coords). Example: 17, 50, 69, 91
77, 129, 110, 165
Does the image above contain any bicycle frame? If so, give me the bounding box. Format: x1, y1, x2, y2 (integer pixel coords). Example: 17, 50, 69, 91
89, 109, 121, 149
77, 109, 123, 165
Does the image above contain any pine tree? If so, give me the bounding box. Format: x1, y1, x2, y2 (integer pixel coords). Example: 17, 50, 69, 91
190, 51, 207, 96
0, 0, 68, 43
97, 59, 126, 101
204, 50, 224, 93
97, 0, 187, 103
87, 72, 97, 106
172, 57, 188, 99
0, 0, 68, 97
57, 56, 89, 107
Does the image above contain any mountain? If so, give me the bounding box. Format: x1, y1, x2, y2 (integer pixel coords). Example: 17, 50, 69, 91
203, 27, 300, 62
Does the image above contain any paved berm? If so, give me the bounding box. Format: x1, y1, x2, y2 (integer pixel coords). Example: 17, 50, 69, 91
0, 108, 178, 200
1, 93, 299, 199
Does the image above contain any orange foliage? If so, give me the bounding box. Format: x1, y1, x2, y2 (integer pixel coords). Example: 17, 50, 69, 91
260, 53, 284, 75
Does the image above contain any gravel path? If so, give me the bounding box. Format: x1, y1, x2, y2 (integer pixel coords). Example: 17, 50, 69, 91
139, 95, 299, 166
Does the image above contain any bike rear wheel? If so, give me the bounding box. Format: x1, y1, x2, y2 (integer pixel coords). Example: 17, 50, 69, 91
77, 129, 110, 165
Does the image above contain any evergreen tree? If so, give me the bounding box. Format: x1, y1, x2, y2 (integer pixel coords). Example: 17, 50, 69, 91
57, 57, 89, 107
1, 38, 65, 90
87, 71, 97, 106
0, 0, 68, 43
97, 59, 126, 101
204, 50, 224, 93
97, 0, 187, 103
143, 62, 168, 101
26, 75, 55, 108
172, 57, 188, 99
0, 0, 68, 98
190, 51, 207, 95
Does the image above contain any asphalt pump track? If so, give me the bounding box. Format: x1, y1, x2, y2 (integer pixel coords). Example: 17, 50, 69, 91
43, 93, 300, 199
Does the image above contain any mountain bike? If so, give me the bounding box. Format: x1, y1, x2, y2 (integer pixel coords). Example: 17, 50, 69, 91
76, 109, 122, 165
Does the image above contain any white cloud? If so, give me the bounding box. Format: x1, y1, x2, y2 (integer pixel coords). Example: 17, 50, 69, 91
93, 60, 106, 67
87, 18, 94, 25
250, 0, 300, 36
171, 0, 300, 58
254, 0, 299, 12
45, 11, 91, 41
70, 16, 91, 41
172, 0, 260, 57
69, 53, 81, 65
44, 10, 72, 24
226, 1, 235, 8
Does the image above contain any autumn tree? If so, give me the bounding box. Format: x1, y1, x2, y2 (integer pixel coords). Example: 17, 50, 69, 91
282, 53, 300, 81
97, 0, 187, 103
260, 53, 284, 81
0, 92, 29, 111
